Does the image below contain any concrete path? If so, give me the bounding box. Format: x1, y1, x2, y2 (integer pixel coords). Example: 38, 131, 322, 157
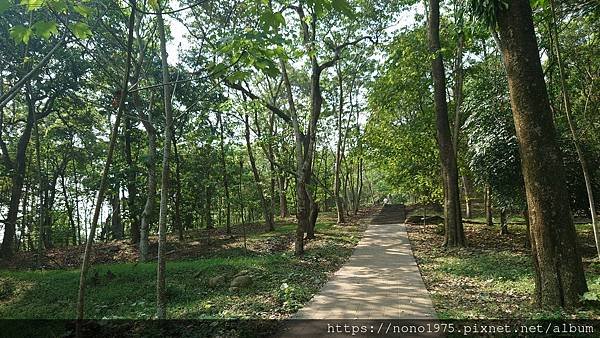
294, 204, 436, 319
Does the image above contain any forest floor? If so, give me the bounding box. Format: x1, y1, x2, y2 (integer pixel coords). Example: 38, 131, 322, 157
0, 206, 378, 326
406, 207, 600, 319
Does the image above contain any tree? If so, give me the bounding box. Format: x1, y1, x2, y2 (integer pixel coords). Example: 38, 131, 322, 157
242, 106, 276, 231
471, 0, 588, 308
547, 0, 599, 260
155, 2, 173, 319
428, 0, 465, 247
76, 0, 137, 322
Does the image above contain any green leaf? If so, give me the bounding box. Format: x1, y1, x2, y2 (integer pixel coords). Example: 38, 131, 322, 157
331, 0, 354, 17
0, 0, 11, 14
273, 12, 286, 28
583, 292, 599, 301
148, 0, 158, 10
20, 0, 44, 11
32, 20, 58, 40
226, 70, 251, 82
70, 22, 92, 40
9, 25, 33, 44
48, 0, 67, 13
74, 4, 92, 18
210, 62, 228, 76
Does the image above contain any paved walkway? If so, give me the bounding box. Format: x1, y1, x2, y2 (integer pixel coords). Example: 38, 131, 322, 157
294, 204, 436, 319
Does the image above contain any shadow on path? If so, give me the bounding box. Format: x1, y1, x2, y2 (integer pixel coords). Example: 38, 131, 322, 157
275, 204, 437, 337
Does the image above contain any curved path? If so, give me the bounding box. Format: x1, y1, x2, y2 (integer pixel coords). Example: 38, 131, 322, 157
293, 204, 436, 320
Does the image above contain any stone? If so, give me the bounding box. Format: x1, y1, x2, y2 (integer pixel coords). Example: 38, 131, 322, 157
234, 270, 251, 277
208, 275, 226, 287
230, 275, 252, 288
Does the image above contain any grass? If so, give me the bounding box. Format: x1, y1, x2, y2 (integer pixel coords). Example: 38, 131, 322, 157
407, 213, 600, 320
0, 218, 367, 321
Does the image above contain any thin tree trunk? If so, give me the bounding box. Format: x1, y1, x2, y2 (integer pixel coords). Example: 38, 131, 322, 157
72, 160, 81, 245
43, 166, 63, 249
60, 172, 78, 246
496, 0, 587, 308
452, 15, 464, 154
462, 175, 473, 219
278, 174, 288, 217
76, 3, 136, 322
139, 93, 156, 262
500, 208, 509, 235
155, 6, 173, 319
124, 115, 140, 244
354, 158, 363, 215
0, 38, 65, 110
20, 174, 29, 251
33, 98, 45, 258
243, 113, 275, 231
549, 0, 599, 260
172, 138, 183, 240
205, 186, 213, 229
217, 112, 231, 234
428, 0, 465, 247
485, 184, 493, 226
111, 185, 122, 240
334, 64, 346, 224
280, 59, 306, 255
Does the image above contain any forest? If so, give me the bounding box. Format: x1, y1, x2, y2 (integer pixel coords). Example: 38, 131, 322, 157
0, 0, 599, 336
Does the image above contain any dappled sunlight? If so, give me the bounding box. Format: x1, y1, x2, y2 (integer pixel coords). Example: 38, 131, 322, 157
294, 206, 436, 320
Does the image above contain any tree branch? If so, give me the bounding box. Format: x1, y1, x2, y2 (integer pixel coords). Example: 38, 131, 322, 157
0, 35, 66, 111
319, 36, 374, 72
0, 108, 14, 170
222, 79, 294, 126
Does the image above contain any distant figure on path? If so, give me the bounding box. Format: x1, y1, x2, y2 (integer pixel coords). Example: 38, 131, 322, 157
383, 196, 389, 205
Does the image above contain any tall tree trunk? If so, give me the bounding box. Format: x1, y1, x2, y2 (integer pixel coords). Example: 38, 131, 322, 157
33, 98, 45, 255
549, 0, 599, 260
243, 113, 275, 231
0, 94, 35, 258
61, 172, 78, 246
353, 158, 363, 215
217, 112, 232, 234
278, 174, 288, 217
523, 208, 531, 248
496, 0, 587, 308
42, 160, 65, 248
76, 2, 136, 322
428, 0, 465, 247
462, 175, 473, 219
305, 141, 318, 240
139, 95, 156, 262
334, 64, 346, 224
19, 172, 29, 250
155, 6, 173, 319
72, 156, 81, 245
485, 184, 493, 226
280, 59, 306, 255
172, 138, 183, 240
500, 208, 509, 235
452, 12, 464, 154
343, 170, 350, 215
205, 186, 213, 229
124, 115, 140, 244
111, 185, 123, 240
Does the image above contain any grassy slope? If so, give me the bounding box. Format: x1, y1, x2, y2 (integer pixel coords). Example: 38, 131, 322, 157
407, 211, 600, 319
0, 219, 367, 319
